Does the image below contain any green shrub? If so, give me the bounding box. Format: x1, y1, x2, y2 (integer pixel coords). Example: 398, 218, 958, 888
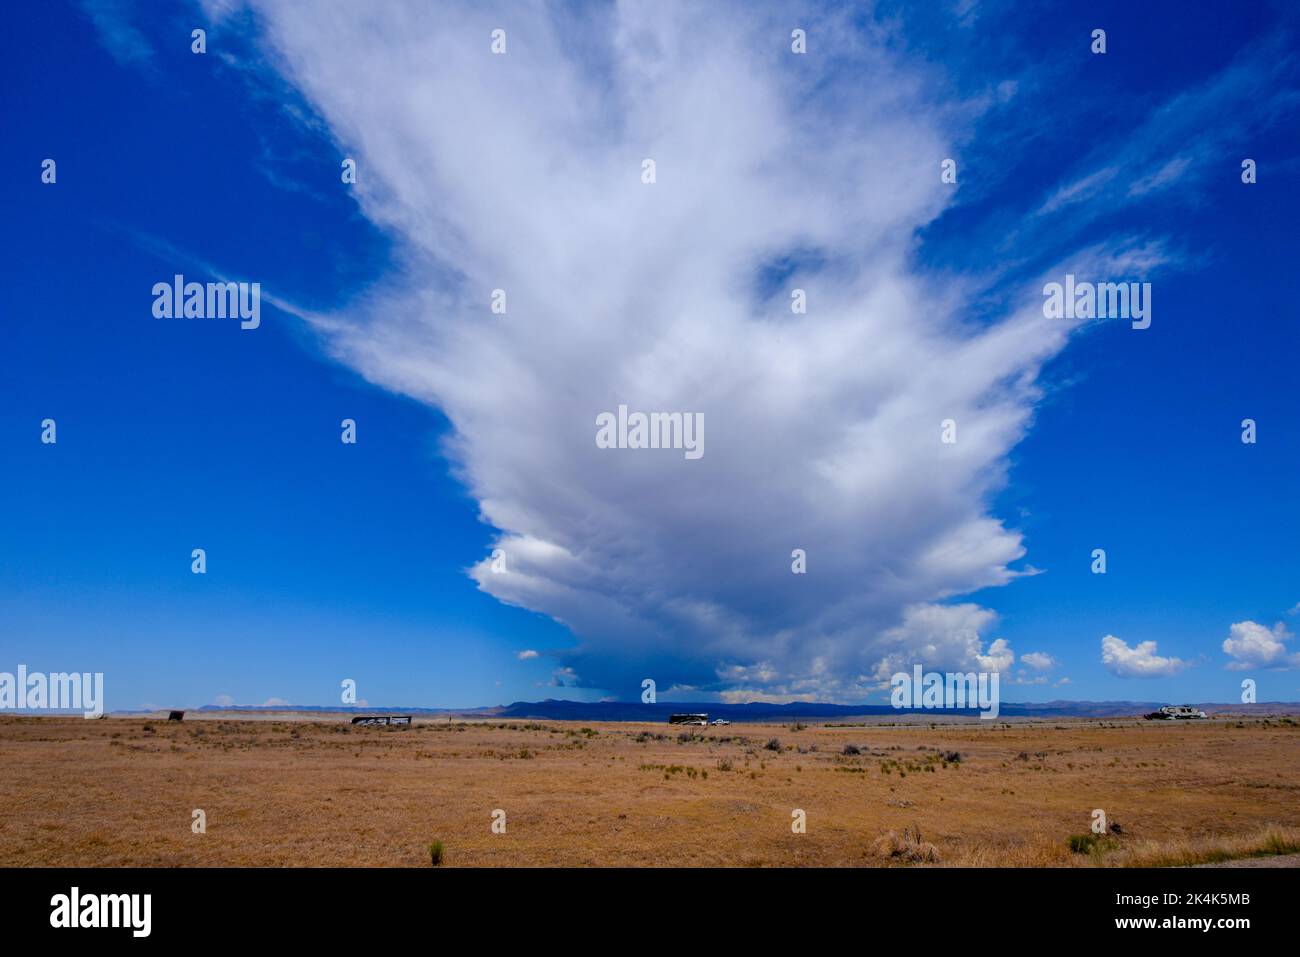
1066, 834, 1096, 854
1067, 833, 1119, 855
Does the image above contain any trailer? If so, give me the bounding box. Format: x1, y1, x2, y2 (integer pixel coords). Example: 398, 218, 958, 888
1143, 705, 1208, 720
350, 715, 413, 726
668, 713, 709, 726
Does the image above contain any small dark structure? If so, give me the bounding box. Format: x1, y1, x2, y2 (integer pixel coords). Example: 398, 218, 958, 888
350, 715, 412, 726
168, 710, 185, 722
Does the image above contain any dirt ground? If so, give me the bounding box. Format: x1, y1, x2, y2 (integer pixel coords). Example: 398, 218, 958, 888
1, 714, 1297, 867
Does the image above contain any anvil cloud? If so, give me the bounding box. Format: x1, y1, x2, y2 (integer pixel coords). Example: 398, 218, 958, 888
213, 0, 1181, 700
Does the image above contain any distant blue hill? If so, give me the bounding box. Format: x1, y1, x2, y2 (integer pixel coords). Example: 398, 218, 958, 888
164, 698, 1300, 721
487, 699, 1298, 721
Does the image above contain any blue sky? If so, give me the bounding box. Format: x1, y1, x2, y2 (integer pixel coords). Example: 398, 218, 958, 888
2, 0, 1298, 711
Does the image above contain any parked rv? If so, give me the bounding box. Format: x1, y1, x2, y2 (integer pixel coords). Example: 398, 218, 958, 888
668, 713, 708, 726
1143, 705, 1208, 720
350, 715, 413, 726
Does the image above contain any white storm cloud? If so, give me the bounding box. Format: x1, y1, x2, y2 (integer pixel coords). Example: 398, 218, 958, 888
206, 0, 1180, 700
869, 604, 1015, 682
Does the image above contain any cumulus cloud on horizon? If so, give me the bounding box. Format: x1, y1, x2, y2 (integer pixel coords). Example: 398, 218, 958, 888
1101, 635, 1189, 679
198, 0, 1223, 701
1020, 652, 1056, 671
1222, 620, 1299, 671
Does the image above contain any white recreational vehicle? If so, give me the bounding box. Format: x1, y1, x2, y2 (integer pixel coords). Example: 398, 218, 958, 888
668, 713, 709, 726
1144, 705, 1208, 720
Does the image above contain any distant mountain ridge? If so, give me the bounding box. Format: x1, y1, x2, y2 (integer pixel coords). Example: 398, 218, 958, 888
486, 699, 1299, 721
160, 698, 1300, 721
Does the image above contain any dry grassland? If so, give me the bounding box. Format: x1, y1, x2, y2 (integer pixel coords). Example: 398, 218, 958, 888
1, 714, 1297, 867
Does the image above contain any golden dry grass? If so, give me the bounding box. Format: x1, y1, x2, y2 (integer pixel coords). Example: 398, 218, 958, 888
0, 714, 1297, 867
1098, 824, 1300, 868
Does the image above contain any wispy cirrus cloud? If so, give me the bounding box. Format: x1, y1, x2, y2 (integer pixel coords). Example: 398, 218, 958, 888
931, 30, 1300, 293
79, 0, 155, 68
